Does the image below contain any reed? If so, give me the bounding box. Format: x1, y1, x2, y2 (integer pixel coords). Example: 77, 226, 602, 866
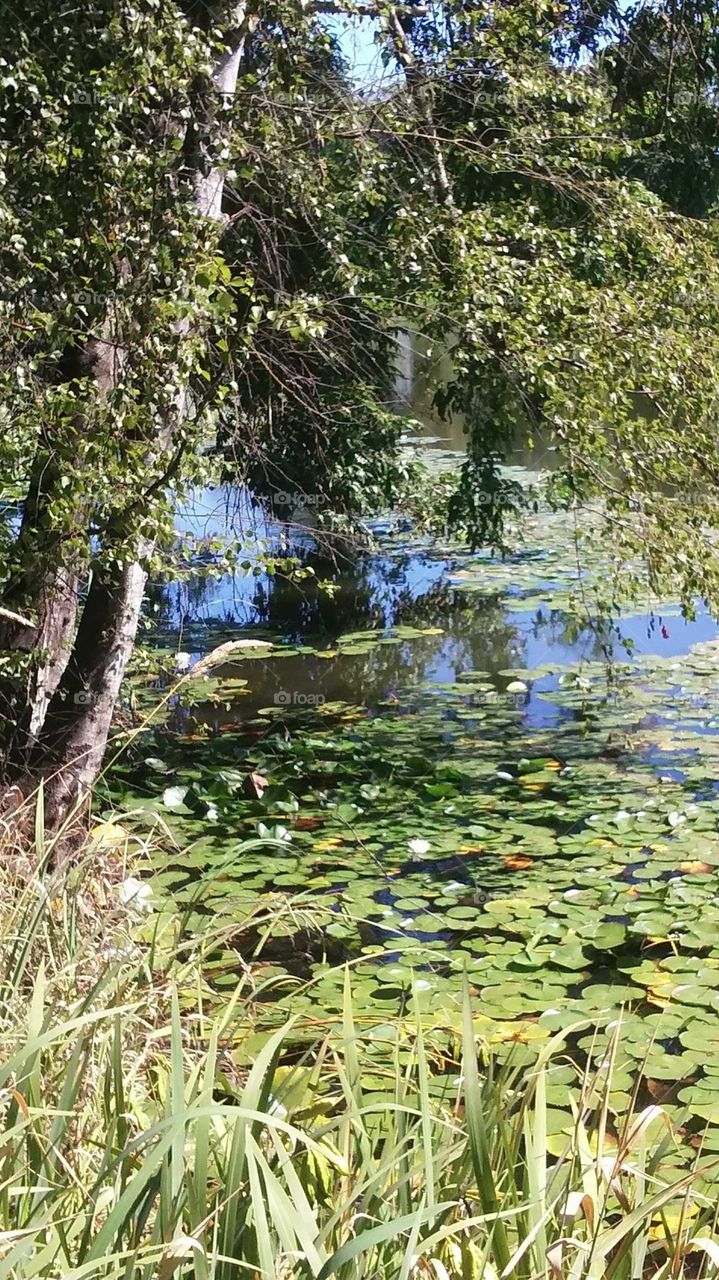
0, 803, 716, 1278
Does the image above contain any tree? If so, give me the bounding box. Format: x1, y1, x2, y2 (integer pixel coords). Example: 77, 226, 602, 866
3, 0, 719, 832
374, 0, 719, 585
0, 0, 411, 826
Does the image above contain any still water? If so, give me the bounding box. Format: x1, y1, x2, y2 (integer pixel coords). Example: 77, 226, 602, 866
155, 421, 718, 726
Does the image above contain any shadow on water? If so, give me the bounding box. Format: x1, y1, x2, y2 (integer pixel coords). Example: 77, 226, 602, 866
146, 479, 719, 736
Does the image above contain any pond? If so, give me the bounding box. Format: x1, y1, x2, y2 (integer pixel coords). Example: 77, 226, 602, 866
107, 432, 719, 1167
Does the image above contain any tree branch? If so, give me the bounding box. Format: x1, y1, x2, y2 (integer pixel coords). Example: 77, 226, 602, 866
0, 605, 36, 630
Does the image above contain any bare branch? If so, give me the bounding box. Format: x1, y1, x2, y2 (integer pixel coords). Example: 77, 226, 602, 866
0, 605, 35, 630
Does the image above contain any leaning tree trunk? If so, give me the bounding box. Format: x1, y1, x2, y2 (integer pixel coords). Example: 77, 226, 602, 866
32, 7, 248, 830
12, 568, 78, 743
0, 452, 80, 746
30, 556, 147, 826
0, 330, 125, 764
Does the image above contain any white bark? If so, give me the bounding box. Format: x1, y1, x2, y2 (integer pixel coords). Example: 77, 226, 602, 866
38, 561, 147, 822
194, 5, 247, 223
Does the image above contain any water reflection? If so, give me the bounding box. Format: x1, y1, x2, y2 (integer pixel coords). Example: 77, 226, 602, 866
151, 447, 719, 737
182, 589, 524, 726
156, 558, 648, 741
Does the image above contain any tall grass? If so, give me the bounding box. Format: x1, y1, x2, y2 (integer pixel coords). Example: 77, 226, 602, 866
0, 808, 718, 1277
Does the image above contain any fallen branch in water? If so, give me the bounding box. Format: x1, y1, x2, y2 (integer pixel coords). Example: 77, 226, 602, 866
182, 638, 274, 677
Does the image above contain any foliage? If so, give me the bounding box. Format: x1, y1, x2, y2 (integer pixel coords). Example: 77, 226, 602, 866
0, 810, 718, 1277
4, 1, 719, 595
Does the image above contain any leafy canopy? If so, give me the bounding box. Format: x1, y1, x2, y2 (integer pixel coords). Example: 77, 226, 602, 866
2, 1, 719, 610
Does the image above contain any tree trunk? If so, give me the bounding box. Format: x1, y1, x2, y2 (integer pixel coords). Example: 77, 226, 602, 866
0, 331, 125, 760
30, 556, 147, 828
0, 566, 79, 745
0, 451, 81, 754
19, 568, 79, 742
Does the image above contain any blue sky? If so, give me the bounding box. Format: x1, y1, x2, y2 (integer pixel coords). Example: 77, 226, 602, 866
328, 14, 392, 83
329, 1, 635, 79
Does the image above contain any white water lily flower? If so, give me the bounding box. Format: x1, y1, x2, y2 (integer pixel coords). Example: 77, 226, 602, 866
174, 651, 193, 673
206, 804, 219, 822
118, 877, 153, 914
667, 810, 686, 827
163, 785, 188, 811
495, 770, 513, 781
614, 810, 631, 824
408, 837, 430, 855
